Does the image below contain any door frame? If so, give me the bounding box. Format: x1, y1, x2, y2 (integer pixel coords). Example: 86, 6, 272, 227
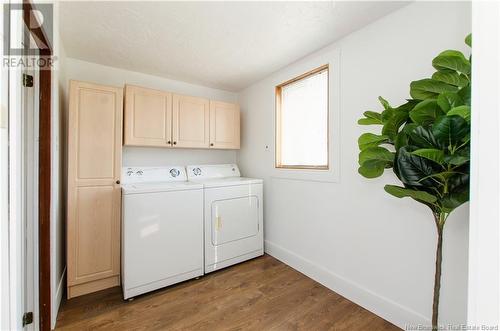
22, 1, 52, 330
22, 62, 40, 331
1, 1, 51, 329
5, 4, 27, 329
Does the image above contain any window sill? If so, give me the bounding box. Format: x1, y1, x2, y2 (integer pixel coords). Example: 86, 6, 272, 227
271, 167, 339, 183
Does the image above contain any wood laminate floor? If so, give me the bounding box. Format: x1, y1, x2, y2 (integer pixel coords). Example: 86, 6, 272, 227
56, 255, 400, 331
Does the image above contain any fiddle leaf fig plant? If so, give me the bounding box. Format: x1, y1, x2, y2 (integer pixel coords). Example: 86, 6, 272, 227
357, 34, 471, 330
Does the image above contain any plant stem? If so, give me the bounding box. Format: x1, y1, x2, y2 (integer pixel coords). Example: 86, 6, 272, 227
432, 212, 444, 330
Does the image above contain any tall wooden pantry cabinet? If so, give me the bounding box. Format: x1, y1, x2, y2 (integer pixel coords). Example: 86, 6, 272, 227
66, 80, 123, 298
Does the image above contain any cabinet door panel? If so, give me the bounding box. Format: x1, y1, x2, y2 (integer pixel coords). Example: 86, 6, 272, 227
172, 94, 210, 148
77, 88, 116, 179
75, 186, 117, 279
124, 85, 172, 147
67, 81, 122, 297
209, 101, 240, 149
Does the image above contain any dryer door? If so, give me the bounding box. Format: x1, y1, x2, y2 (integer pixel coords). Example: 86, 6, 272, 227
211, 195, 259, 245
204, 183, 264, 272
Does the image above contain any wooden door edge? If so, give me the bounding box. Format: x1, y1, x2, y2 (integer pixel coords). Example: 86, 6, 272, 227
22, 1, 53, 329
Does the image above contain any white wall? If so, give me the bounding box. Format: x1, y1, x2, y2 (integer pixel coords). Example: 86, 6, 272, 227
468, 1, 500, 326
237, 2, 471, 329
62, 58, 238, 167
52, 3, 67, 327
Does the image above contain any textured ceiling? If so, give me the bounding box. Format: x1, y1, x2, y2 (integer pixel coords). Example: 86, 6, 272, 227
60, 1, 408, 91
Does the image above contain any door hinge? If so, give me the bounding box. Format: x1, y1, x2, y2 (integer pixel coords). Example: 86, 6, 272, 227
22, 312, 33, 326
22, 74, 33, 87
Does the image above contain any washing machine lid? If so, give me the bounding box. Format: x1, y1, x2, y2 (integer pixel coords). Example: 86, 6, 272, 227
122, 181, 203, 195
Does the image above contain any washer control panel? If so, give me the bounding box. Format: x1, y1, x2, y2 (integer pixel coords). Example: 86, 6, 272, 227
121, 166, 187, 184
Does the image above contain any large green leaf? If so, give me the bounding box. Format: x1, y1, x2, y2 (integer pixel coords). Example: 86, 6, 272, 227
411, 148, 445, 165
407, 126, 443, 149
444, 154, 469, 166
358, 133, 390, 150
396, 123, 420, 150
409, 100, 445, 126
432, 50, 471, 75
458, 85, 471, 106
444, 146, 470, 166
465, 34, 472, 47
358, 160, 386, 178
394, 131, 409, 151
379, 100, 419, 138
378, 101, 415, 141
432, 115, 469, 147
410, 79, 457, 100
396, 100, 420, 112
364, 111, 382, 121
378, 96, 391, 110
359, 146, 394, 166
423, 171, 457, 184
396, 147, 441, 187
432, 70, 469, 88
382, 110, 408, 140
358, 147, 394, 179
358, 111, 383, 125
437, 92, 464, 112
384, 185, 437, 203
447, 156, 469, 166
448, 173, 470, 192
447, 105, 471, 123
402, 123, 419, 135
358, 118, 381, 125
440, 190, 469, 212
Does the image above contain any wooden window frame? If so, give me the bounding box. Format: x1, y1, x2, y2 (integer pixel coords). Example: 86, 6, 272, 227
275, 64, 329, 170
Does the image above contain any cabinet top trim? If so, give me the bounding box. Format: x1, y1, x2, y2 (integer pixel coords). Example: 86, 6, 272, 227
125, 84, 237, 106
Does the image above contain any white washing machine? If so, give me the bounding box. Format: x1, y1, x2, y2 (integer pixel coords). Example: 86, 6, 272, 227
187, 164, 264, 273
121, 166, 204, 299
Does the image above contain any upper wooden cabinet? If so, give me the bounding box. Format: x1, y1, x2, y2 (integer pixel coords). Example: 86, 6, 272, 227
123, 85, 240, 149
124, 85, 172, 147
210, 101, 240, 149
172, 94, 210, 148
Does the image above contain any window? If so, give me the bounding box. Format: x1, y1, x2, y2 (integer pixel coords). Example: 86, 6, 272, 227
275, 65, 329, 169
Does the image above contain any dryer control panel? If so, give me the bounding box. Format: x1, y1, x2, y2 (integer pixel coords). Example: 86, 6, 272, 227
186, 164, 241, 180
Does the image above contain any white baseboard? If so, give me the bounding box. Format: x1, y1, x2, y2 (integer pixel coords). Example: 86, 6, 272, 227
264, 240, 429, 329
51, 267, 66, 330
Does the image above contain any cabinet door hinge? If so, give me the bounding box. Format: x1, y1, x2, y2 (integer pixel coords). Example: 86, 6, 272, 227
22, 74, 33, 87
22, 312, 33, 326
